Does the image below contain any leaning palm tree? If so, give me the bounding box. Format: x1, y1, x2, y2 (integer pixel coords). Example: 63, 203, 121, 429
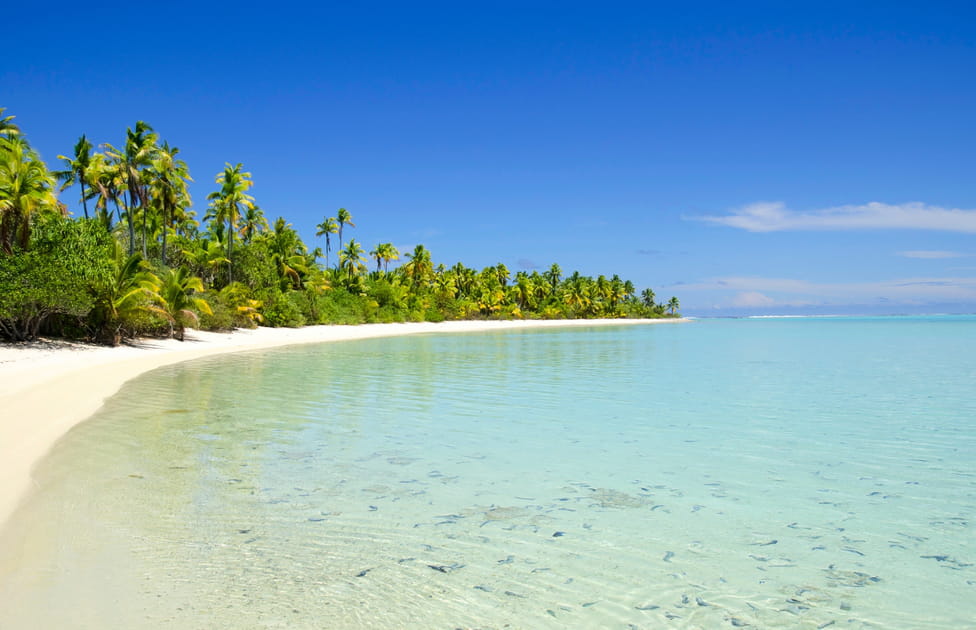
667, 296, 680, 315
206, 163, 254, 283
55, 135, 94, 219
0, 136, 60, 253
156, 267, 212, 341
315, 216, 338, 268
336, 207, 354, 250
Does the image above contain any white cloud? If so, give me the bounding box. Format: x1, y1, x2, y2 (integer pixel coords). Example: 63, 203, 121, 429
696, 201, 976, 233
672, 275, 976, 306
898, 250, 970, 259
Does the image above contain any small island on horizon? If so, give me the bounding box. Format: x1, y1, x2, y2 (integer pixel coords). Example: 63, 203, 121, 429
0, 108, 680, 346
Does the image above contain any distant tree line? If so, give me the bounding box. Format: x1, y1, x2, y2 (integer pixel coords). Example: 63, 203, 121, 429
0, 108, 680, 343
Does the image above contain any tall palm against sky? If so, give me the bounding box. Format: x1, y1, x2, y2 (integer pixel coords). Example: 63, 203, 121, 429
105, 121, 157, 256
149, 141, 192, 265
55, 135, 94, 219
86, 153, 124, 230
370, 242, 400, 272
336, 207, 354, 250
315, 216, 338, 268
339, 239, 366, 277
667, 296, 680, 314
207, 163, 254, 283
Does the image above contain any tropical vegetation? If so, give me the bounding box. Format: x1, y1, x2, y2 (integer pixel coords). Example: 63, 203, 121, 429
0, 108, 680, 343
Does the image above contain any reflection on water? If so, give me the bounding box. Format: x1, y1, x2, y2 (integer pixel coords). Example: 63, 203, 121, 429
1, 319, 974, 628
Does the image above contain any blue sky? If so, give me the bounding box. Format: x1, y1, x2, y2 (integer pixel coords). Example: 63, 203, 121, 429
5, 2, 975, 315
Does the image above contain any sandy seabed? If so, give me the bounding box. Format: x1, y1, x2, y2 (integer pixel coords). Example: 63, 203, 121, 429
0, 318, 686, 526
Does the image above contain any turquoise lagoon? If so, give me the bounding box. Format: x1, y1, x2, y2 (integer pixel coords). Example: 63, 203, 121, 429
1, 317, 974, 628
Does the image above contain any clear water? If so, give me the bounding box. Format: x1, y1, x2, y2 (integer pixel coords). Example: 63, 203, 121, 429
1, 317, 974, 629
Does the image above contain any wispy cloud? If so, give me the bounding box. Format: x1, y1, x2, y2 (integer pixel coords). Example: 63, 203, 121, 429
671, 275, 976, 307
729, 291, 777, 308
898, 250, 970, 259
517, 258, 538, 270
695, 201, 976, 233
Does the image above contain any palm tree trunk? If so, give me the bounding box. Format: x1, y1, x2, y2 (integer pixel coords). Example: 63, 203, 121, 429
126, 190, 136, 256
227, 218, 234, 284
80, 177, 89, 220
161, 204, 168, 265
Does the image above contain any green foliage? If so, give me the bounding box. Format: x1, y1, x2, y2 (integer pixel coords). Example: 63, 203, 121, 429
0, 217, 112, 340
0, 110, 678, 344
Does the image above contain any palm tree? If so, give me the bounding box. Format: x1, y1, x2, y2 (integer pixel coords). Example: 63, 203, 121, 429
403, 244, 433, 289
206, 163, 254, 283
544, 263, 562, 294
641, 288, 656, 308
104, 121, 158, 256
85, 152, 125, 230
667, 296, 680, 315
0, 136, 60, 253
55, 135, 94, 219
0, 108, 20, 138
88, 242, 162, 344
156, 267, 212, 341
315, 216, 338, 268
370, 242, 400, 272
149, 141, 192, 265
239, 204, 269, 244
339, 239, 367, 277
264, 217, 309, 289
336, 207, 354, 250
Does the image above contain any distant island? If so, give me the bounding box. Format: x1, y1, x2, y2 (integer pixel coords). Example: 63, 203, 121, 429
0, 108, 679, 344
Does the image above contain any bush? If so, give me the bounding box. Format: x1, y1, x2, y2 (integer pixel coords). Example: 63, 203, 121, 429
0, 218, 112, 341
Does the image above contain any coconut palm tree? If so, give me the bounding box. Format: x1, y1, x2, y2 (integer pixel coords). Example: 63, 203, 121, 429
263, 217, 309, 289
206, 162, 254, 283
370, 242, 400, 272
55, 135, 94, 219
0, 108, 20, 138
403, 244, 433, 289
641, 288, 656, 308
544, 263, 562, 294
104, 121, 158, 256
148, 141, 192, 265
85, 152, 125, 230
0, 136, 60, 253
339, 239, 367, 277
315, 216, 338, 268
156, 267, 212, 341
239, 204, 268, 244
336, 207, 354, 250
88, 242, 162, 344
667, 296, 680, 315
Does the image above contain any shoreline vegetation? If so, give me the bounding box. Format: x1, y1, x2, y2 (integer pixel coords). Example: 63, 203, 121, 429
0, 108, 680, 347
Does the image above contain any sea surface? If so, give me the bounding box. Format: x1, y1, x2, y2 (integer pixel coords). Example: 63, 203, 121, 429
1, 317, 974, 629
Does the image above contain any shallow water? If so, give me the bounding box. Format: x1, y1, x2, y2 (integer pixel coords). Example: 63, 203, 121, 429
1, 317, 974, 629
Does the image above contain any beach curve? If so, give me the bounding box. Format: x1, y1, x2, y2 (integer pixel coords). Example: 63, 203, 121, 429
0, 318, 686, 527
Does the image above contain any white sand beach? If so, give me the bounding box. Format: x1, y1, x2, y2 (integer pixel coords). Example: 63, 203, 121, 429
0, 318, 685, 526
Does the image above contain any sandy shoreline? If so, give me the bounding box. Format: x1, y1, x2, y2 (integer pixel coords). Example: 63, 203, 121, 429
0, 318, 685, 526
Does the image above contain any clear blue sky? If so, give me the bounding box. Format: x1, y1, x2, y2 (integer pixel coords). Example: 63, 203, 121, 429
5, 1, 975, 315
